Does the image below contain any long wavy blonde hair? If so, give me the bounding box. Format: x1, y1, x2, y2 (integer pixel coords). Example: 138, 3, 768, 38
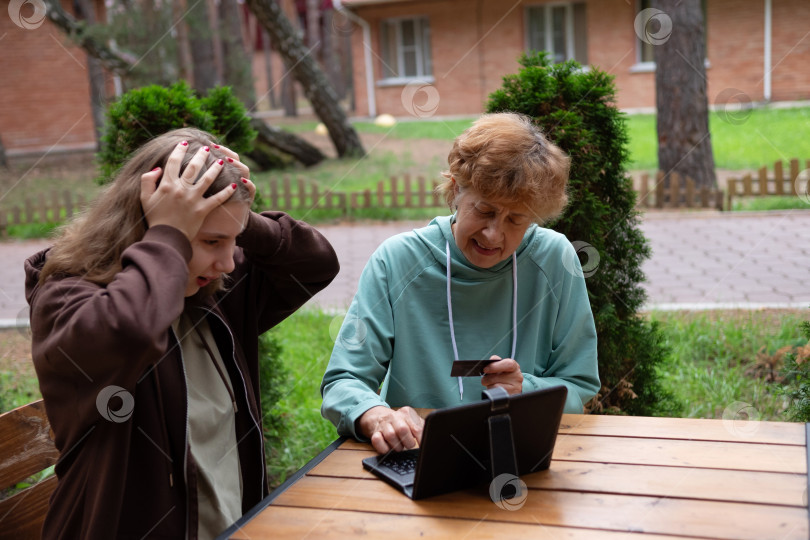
39, 128, 251, 285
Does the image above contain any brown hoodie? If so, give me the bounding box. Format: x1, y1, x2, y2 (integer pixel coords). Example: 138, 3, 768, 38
24, 211, 339, 539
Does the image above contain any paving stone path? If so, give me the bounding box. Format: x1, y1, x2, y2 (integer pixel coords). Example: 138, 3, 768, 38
2, 210, 809, 326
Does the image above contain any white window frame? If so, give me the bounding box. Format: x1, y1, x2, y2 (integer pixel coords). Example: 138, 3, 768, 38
377, 16, 434, 86
524, 2, 587, 66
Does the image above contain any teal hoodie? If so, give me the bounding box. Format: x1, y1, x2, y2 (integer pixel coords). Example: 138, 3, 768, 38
321, 215, 599, 439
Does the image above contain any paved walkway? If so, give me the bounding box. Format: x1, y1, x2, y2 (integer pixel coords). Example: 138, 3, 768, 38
2, 210, 809, 326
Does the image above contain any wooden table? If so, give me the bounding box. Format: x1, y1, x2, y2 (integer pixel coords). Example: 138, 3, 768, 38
221, 414, 809, 539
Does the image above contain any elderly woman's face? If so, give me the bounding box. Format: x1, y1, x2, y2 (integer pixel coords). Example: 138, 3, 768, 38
452, 188, 532, 268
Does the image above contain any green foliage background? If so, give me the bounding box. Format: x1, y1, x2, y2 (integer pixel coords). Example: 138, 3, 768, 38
487, 53, 676, 415
98, 81, 256, 183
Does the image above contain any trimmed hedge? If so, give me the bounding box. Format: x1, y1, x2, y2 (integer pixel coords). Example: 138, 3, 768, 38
488, 53, 677, 415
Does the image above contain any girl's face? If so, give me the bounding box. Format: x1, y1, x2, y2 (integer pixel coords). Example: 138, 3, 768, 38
184, 201, 250, 297
451, 187, 532, 268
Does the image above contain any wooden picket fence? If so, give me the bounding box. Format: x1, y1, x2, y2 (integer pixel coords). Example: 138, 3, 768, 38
5, 162, 810, 236
264, 175, 443, 213
0, 190, 86, 237
726, 158, 810, 207
636, 171, 725, 210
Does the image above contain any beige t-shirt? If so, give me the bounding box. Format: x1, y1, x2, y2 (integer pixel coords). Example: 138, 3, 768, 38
173, 312, 243, 540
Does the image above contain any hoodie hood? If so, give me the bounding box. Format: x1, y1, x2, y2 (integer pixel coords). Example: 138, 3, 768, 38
24, 248, 49, 309
413, 215, 538, 280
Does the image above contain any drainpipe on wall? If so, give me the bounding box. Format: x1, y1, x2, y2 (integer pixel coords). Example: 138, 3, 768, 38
763, 0, 772, 102
334, 0, 377, 118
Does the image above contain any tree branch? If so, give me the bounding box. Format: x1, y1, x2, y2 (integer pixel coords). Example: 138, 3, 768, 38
44, 0, 136, 75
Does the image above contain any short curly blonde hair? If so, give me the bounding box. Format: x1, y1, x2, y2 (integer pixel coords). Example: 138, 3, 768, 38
438, 112, 570, 223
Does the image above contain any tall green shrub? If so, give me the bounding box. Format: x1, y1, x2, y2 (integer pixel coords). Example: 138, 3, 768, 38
98, 81, 256, 183
778, 317, 810, 422
487, 53, 676, 415
258, 331, 291, 443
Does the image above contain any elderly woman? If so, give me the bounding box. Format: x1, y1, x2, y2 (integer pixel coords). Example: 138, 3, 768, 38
321, 112, 599, 454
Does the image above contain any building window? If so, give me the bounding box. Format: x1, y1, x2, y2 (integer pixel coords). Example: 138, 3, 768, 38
636, 0, 707, 66
526, 3, 588, 65
380, 17, 433, 82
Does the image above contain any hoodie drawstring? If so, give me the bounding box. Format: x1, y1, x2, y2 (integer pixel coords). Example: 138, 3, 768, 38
446, 240, 517, 401
152, 367, 174, 488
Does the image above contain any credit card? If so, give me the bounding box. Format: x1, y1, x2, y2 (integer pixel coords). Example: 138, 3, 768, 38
450, 359, 496, 377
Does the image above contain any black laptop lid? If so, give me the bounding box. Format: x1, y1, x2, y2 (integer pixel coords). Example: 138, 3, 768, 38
411, 385, 567, 499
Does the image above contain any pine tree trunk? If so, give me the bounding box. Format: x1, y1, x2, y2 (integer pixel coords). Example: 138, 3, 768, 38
74, 0, 105, 151
220, 0, 256, 108
262, 29, 278, 109
249, 117, 324, 166
306, 0, 320, 53
0, 134, 8, 169
175, 0, 195, 84
652, 0, 716, 189
322, 9, 346, 99
245, 0, 365, 157
281, 58, 298, 117
187, 0, 220, 92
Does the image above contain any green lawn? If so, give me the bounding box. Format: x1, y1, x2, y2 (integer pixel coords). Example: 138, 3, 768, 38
626, 106, 810, 171
261, 105, 810, 196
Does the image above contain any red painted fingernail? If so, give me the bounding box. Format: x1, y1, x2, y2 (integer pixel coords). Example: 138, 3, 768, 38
151, 167, 160, 172
181, 141, 188, 146
217, 159, 224, 165
213, 145, 220, 149
241, 178, 248, 183
227, 158, 234, 163
203, 146, 210, 152
231, 183, 238, 189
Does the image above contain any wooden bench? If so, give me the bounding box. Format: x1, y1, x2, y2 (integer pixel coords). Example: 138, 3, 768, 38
0, 399, 59, 539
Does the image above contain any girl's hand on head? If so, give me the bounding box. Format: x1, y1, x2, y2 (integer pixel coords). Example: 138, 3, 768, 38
140, 141, 237, 240
481, 355, 523, 395
214, 144, 256, 205
213, 144, 250, 179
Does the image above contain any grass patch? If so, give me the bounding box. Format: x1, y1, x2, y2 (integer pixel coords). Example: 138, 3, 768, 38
252, 148, 445, 194
352, 118, 474, 139
263, 310, 340, 488
4, 222, 60, 239
0, 370, 41, 414
650, 309, 807, 420
731, 196, 810, 212
625, 105, 810, 171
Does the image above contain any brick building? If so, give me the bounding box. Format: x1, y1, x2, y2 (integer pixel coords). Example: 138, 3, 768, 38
339, 0, 810, 117
2, 0, 807, 157
0, 0, 106, 157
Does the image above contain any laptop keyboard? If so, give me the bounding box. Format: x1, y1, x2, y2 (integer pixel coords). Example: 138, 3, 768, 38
383, 451, 418, 476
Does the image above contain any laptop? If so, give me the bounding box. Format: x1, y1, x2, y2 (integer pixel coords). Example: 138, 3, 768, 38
361, 385, 567, 500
